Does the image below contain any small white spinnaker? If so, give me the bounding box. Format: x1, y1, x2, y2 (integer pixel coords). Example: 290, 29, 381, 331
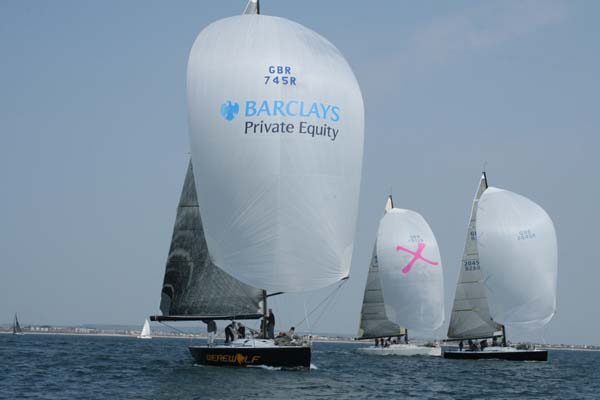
376, 209, 445, 332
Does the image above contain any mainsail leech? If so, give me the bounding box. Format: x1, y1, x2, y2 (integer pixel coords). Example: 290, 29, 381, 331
156, 161, 263, 321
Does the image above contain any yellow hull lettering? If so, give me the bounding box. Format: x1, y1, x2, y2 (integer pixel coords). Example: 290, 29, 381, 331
206, 353, 261, 365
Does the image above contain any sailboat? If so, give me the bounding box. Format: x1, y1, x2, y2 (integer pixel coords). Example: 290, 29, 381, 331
357, 196, 444, 356
444, 172, 557, 361
149, 0, 364, 368
13, 313, 23, 335
137, 319, 152, 339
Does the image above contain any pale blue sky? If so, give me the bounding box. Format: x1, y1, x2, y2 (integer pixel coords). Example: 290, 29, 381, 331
1, 0, 598, 345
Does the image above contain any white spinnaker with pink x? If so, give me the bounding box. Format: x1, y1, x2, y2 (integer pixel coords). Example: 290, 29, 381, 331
376, 209, 445, 332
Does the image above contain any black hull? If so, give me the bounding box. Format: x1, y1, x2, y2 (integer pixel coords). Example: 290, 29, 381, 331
443, 349, 548, 361
189, 346, 311, 369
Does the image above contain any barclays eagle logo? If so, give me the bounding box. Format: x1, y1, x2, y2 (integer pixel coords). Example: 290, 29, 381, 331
220, 100, 239, 121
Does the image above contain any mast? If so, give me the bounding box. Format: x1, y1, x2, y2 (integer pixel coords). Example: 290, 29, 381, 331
261, 290, 267, 338
243, 0, 260, 15
482, 171, 488, 188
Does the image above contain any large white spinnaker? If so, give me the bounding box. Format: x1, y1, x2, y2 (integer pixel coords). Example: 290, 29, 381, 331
477, 187, 558, 329
187, 15, 364, 293
376, 209, 444, 331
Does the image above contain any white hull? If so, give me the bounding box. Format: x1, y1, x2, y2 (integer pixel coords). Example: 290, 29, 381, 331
137, 335, 152, 339
214, 338, 307, 348
357, 343, 441, 357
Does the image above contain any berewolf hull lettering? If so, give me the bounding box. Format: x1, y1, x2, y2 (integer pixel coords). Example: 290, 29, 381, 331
189, 346, 311, 369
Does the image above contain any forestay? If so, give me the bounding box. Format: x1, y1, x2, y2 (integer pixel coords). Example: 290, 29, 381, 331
447, 175, 501, 339
187, 14, 364, 292
477, 187, 558, 328
376, 209, 444, 331
158, 161, 263, 320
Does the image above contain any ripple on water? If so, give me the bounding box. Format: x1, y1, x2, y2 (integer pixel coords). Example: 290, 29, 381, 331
2, 335, 600, 399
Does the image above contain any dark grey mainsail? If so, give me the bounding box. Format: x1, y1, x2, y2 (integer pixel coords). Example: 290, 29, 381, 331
13, 313, 22, 335
154, 161, 263, 321
357, 246, 406, 339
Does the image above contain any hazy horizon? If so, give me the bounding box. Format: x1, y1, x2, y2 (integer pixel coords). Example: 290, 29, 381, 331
1, 0, 599, 346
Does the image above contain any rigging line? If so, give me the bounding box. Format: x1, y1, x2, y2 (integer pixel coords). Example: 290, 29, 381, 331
312, 280, 345, 329
293, 279, 347, 329
303, 298, 311, 336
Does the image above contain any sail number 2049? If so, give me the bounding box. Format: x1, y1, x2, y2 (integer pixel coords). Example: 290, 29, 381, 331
264, 65, 297, 86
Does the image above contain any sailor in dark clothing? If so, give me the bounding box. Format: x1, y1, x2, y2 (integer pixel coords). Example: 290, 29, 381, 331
480, 339, 488, 351
237, 322, 246, 339
459, 340, 464, 352
225, 321, 236, 344
267, 309, 275, 339
468, 339, 477, 351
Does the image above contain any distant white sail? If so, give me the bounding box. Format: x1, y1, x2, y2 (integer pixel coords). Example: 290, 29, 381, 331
447, 175, 501, 339
139, 319, 152, 339
187, 15, 364, 292
477, 187, 558, 329
376, 209, 444, 331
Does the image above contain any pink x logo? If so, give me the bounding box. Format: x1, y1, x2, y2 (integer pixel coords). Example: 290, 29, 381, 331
396, 243, 439, 274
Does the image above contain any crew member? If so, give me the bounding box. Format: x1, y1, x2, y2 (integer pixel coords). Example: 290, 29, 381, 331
225, 321, 236, 344
202, 319, 217, 346
237, 322, 246, 339
267, 309, 275, 339
287, 326, 297, 340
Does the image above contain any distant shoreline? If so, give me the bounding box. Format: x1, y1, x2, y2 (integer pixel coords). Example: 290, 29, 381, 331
1, 331, 598, 351
0, 330, 358, 344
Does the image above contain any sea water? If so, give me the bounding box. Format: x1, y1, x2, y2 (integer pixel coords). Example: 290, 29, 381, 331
1, 334, 599, 399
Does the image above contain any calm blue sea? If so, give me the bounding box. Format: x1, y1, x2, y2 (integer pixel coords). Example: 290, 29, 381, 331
1, 333, 599, 399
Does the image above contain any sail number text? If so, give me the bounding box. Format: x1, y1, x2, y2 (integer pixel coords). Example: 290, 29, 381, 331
464, 260, 480, 271
408, 235, 423, 243
264, 65, 297, 86
517, 229, 536, 240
